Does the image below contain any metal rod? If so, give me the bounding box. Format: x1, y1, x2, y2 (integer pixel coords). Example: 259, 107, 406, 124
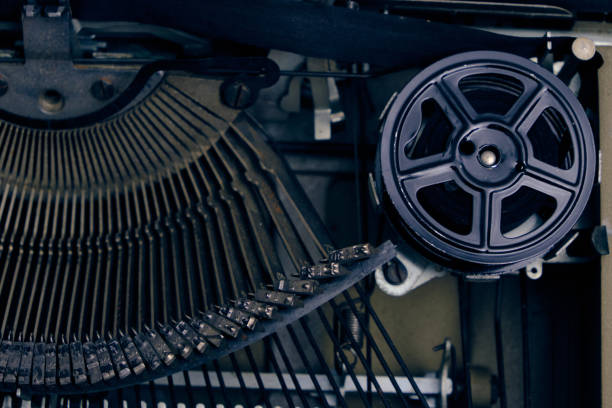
245, 346, 273, 408
271, 333, 312, 408
166, 375, 177, 408
148, 380, 158, 408
212, 359, 234, 408
298, 319, 349, 408
229, 352, 254, 408
520, 271, 532, 408
265, 337, 297, 408
495, 278, 508, 408
279, 70, 371, 78
182, 370, 196, 408
315, 308, 375, 408
147, 369, 447, 397
337, 294, 412, 408
286, 324, 334, 408
458, 277, 473, 408
200, 364, 216, 408
354, 282, 431, 407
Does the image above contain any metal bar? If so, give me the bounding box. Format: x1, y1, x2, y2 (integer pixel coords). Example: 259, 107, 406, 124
347, 80, 365, 242
495, 279, 508, 408
482, 23, 612, 47
279, 70, 371, 78
229, 353, 254, 408
199, 364, 215, 408
181, 371, 195, 408
149, 370, 446, 395
520, 271, 532, 408
166, 375, 177, 408
599, 44, 612, 408
271, 333, 311, 408
286, 325, 334, 408
148, 381, 158, 408
298, 319, 348, 408
337, 294, 412, 408
315, 308, 374, 408
458, 277, 473, 408
56, 242, 395, 395
245, 346, 273, 408
367, 333, 373, 406
328, 298, 395, 407
265, 337, 296, 408
354, 283, 431, 407
212, 359, 234, 408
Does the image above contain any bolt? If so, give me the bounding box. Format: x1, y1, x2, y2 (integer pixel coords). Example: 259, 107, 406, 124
478, 146, 500, 167
383, 260, 408, 285
91, 79, 115, 101
38, 89, 64, 114
571, 37, 596, 61
221, 81, 254, 109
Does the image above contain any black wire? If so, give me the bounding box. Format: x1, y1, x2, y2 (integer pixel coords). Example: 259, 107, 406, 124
316, 308, 375, 408
520, 270, 532, 408
229, 353, 254, 408
166, 375, 177, 408
200, 364, 216, 408
182, 370, 196, 408
354, 283, 431, 407
495, 278, 508, 408
271, 333, 312, 408
286, 324, 335, 408
336, 294, 412, 408
345, 79, 366, 242
245, 346, 273, 408
212, 359, 234, 408
458, 277, 473, 408
298, 319, 350, 408
328, 299, 394, 408
265, 337, 297, 408
367, 330, 373, 406
148, 381, 158, 408
279, 70, 372, 78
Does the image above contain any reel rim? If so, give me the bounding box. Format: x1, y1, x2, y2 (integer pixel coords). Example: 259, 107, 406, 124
379, 50, 596, 271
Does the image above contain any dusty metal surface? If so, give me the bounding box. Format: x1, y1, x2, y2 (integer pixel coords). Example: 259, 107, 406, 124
599, 45, 612, 408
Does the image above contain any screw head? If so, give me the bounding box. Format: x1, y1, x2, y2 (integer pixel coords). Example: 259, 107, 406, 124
221, 81, 255, 109
38, 89, 64, 114
91, 79, 115, 101
572, 37, 596, 61
382, 260, 408, 285
478, 146, 500, 167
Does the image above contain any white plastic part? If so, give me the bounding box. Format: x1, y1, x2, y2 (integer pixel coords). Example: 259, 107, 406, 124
375, 246, 447, 296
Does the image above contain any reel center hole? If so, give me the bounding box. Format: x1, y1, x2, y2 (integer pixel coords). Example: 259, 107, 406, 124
459, 139, 476, 155
478, 145, 500, 167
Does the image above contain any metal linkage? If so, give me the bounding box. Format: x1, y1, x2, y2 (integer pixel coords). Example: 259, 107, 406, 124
0, 49, 409, 392
0, 271, 447, 407
0, 242, 393, 394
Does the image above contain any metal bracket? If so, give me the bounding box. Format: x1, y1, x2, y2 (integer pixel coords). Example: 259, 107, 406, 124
375, 245, 447, 297
280, 57, 345, 140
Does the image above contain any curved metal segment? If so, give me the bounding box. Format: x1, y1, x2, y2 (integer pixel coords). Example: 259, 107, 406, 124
8, 241, 393, 396
0, 74, 350, 393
